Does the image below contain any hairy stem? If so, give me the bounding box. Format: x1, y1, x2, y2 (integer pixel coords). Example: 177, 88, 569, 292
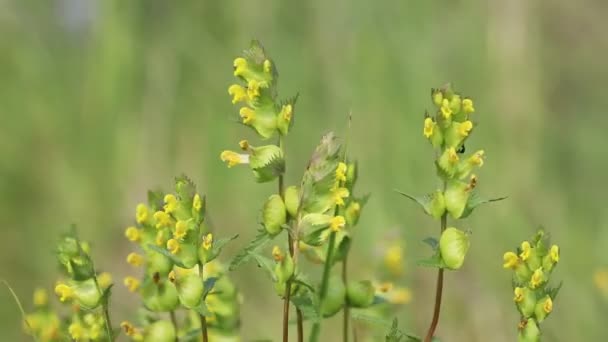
424, 212, 447, 342
342, 255, 349, 342
309, 230, 337, 342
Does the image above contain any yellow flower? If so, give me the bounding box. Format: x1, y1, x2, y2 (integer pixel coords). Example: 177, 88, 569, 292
153, 211, 172, 229
239, 140, 250, 151
332, 187, 350, 206
127, 253, 144, 267
503, 251, 519, 269
519, 241, 532, 261
168, 270, 176, 283
550, 245, 559, 263
336, 162, 347, 183
263, 59, 272, 73
123, 276, 140, 292
389, 288, 412, 304
543, 296, 553, 314
228, 84, 247, 104
247, 79, 261, 99
440, 98, 452, 119
202, 233, 213, 250
280, 104, 293, 122
384, 244, 404, 276
459, 120, 473, 137
469, 150, 485, 167
239, 107, 255, 124
125, 226, 141, 242
33, 288, 48, 306
329, 216, 346, 232
54, 283, 74, 302
97, 272, 113, 289
220, 150, 250, 168
121, 321, 142, 339
174, 220, 188, 239
155, 230, 167, 246
233, 57, 247, 77
272, 246, 284, 262
423, 117, 435, 138
136, 204, 148, 224
68, 322, 84, 340
193, 194, 203, 212
531, 267, 544, 288
163, 194, 178, 214
447, 147, 459, 164
513, 287, 524, 302
376, 282, 393, 293
167, 239, 180, 254
594, 269, 608, 297
462, 98, 475, 114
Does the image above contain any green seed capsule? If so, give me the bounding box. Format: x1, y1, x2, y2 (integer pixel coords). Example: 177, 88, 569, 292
263, 194, 287, 236
321, 276, 345, 317
142, 280, 179, 312
518, 318, 540, 342
346, 280, 375, 308
284, 186, 300, 218
439, 227, 470, 270
73, 278, 101, 308
144, 320, 176, 342
176, 274, 204, 309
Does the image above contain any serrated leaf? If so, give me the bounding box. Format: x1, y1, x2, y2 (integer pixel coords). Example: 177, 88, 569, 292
250, 252, 277, 282
460, 193, 507, 218
547, 281, 563, 300
147, 244, 187, 268
422, 237, 439, 250
175, 174, 197, 200
228, 229, 271, 271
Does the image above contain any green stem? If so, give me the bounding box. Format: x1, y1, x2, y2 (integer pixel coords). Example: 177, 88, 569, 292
93, 277, 114, 342
424, 210, 447, 342
309, 230, 337, 342
170, 311, 178, 342
342, 255, 349, 342
199, 263, 209, 342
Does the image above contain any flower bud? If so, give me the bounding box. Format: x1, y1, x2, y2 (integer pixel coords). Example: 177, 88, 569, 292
542, 245, 559, 272
518, 318, 540, 342
345, 162, 357, 188
273, 247, 294, 283
439, 227, 470, 270
277, 104, 293, 136
263, 194, 287, 236
520, 241, 542, 271
346, 280, 375, 308
174, 274, 204, 309
284, 186, 300, 218
450, 94, 462, 114
321, 276, 345, 317
534, 295, 553, 322
144, 320, 176, 342
432, 88, 444, 107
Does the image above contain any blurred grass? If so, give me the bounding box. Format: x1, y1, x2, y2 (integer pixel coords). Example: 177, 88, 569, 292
1, 0, 607, 340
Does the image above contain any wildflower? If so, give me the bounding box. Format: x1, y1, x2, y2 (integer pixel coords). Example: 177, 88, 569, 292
459, 120, 473, 137
332, 187, 350, 206
174, 220, 188, 239
97, 272, 112, 288
384, 244, 404, 276
163, 194, 178, 214
543, 297, 553, 314
155, 230, 167, 246
447, 147, 459, 164
33, 288, 48, 306
228, 84, 247, 104
127, 253, 144, 267
220, 150, 250, 168
272, 246, 284, 262
233, 57, 247, 77
239, 107, 255, 124
462, 98, 475, 114
54, 283, 74, 302
513, 287, 524, 302
441, 98, 452, 119
280, 104, 293, 122
121, 321, 142, 338
336, 162, 347, 183
531, 267, 544, 288
550, 245, 559, 263
388, 287, 412, 304
239, 140, 250, 151
423, 117, 435, 138
202, 233, 213, 250
153, 211, 172, 229
68, 322, 84, 340
124, 226, 141, 242
136, 204, 148, 224
377, 282, 393, 293
330, 216, 346, 232
503, 251, 519, 269
123, 276, 140, 292
247, 79, 261, 99
520, 241, 532, 261
263, 59, 272, 73
468, 150, 485, 167
168, 270, 176, 283
167, 239, 180, 254
193, 194, 203, 212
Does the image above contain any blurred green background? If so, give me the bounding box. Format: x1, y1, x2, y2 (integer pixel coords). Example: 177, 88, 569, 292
1, 0, 607, 341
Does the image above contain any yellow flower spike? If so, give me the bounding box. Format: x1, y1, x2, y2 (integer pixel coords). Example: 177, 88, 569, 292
550, 245, 560, 263
272, 245, 284, 262
520, 241, 532, 261
228, 84, 247, 104
543, 296, 553, 314
233, 57, 247, 77
125, 226, 141, 242
68, 322, 84, 340
167, 239, 180, 255
329, 216, 346, 232
136, 204, 149, 224
336, 162, 347, 183
155, 230, 167, 246
202, 233, 214, 250
153, 211, 172, 229
220, 150, 250, 168
247, 79, 261, 99
469, 150, 485, 167
97, 272, 113, 288
447, 147, 459, 164
163, 194, 178, 214
384, 244, 404, 276
531, 267, 545, 288
281, 104, 293, 122
239, 140, 250, 151
440, 98, 453, 119
389, 288, 412, 304
503, 251, 520, 269
462, 98, 475, 114
127, 252, 144, 267
239, 107, 255, 124
459, 120, 473, 137
123, 276, 140, 292
423, 117, 435, 138
193, 194, 203, 212
513, 287, 524, 302
33, 288, 48, 306
332, 187, 350, 206
263, 59, 272, 73
54, 283, 74, 302
174, 220, 188, 239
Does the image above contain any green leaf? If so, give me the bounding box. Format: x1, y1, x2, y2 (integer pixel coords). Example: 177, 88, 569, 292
547, 281, 563, 300
228, 229, 271, 271
193, 300, 211, 317
460, 193, 507, 218
330, 235, 351, 266
147, 244, 187, 268
202, 277, 218, 299
422, 237, 439, 251
417, 251, 446, 269
291, 292, 320, 323
249, 252, 277, 282
99, 284, 113, 307
293, 273, 316, 293
350, 313, 420, 341
210, 234, 239, 261
395, 190, 431, 215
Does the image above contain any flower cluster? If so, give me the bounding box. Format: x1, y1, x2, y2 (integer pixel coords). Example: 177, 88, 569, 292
503, 230, 561, 342
121, 176, 240, 340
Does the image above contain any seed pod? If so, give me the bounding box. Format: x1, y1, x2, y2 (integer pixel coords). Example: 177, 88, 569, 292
439, 227, 470, 270
73, 279, 101, 308
284, 186, 300, 218
514, 287, 536, 318
144, 320, 176, 342
274, 254, 295, 284
142, 280, 179, 312
263, 194, 287, 236
321, 276, 345, 317
145, 250, 174, 278
345, 162, 357, 188
428, 190, 446, 219
346, 280, 375, 308
175, 274, 204, 309
444, 180, 470, 219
